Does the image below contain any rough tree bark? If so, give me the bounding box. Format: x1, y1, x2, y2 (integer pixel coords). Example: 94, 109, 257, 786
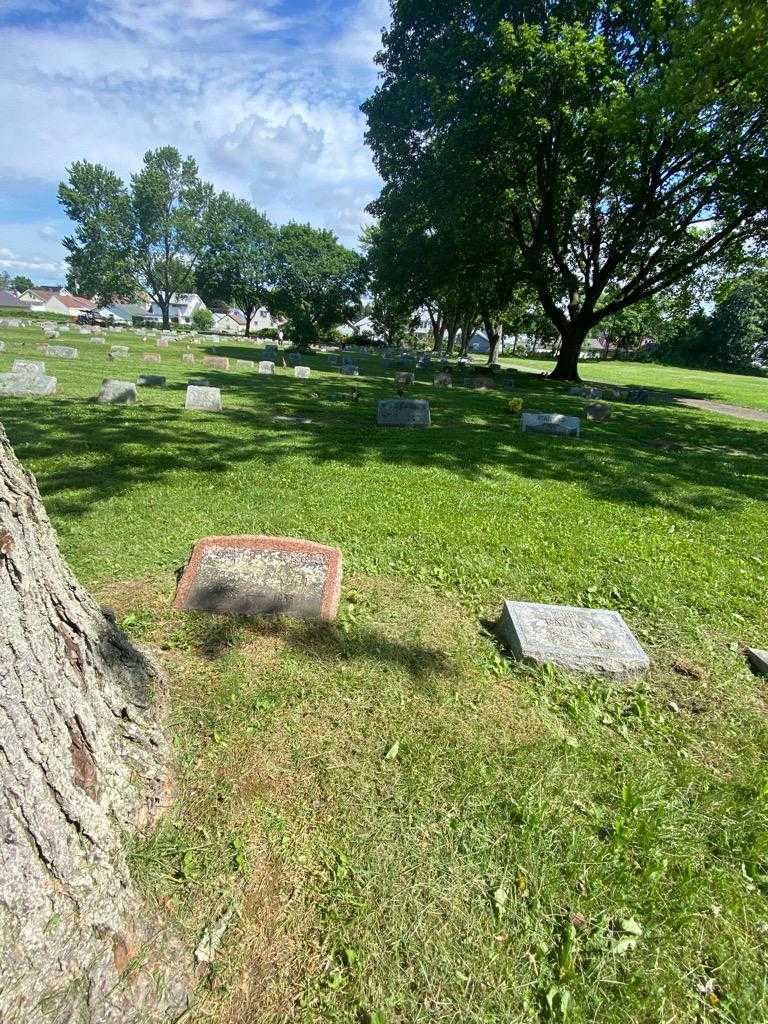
549, 323, 589, 380
0, 426, 189, 1023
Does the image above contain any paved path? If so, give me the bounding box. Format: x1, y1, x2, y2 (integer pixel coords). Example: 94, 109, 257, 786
675, 398, 768, 423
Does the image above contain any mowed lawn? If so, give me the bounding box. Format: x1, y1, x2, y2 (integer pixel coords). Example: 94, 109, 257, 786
502, 354, 768, 412
2, 323, 768, 1023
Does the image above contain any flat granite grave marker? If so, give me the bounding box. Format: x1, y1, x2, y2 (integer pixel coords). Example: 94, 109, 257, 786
173, 535, 342, 622
521, 412, 580, 437
498, 600, 650, 678
108, 347, 129, 359
395, 371, 415, 385
472, 375, 495, 390
746, 648, 768, 676
237, 359, 255, 369
294, 365, 311, 379
157, 339, 169, 348
185, 385, 222, 411
136, 374, 166, 388
143, 352, 162, 363
203, 355, 230, 371
377, 398, 431, 428
97, 379, 137, 405
182, 353, 196, 364
434, 372, 452, 388
258, 361, 275, 375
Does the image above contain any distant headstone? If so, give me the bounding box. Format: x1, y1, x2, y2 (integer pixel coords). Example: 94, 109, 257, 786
521, 412, 580, 437
188, 379, 211, 387
377, 398, 431, 428
108, 347, 129, 359
294, 366, 311, 379
203, 355, 230, 370
157, 339, 170, 348
258, 361, 275, 375
342, 365, 359, 377
92, 335, 106, 344
746, 648, 768, 676
173, 535, 342, 622
0, 341, 5, 353
182, 353, 195, 364
395, 371, 414, 385
624, 388, 649, 404
434, 372, 452, 388
41, 345, 78, 359
236, 359, 255, 369
569, 385, 602, 399
263, 347, 278, 361
498, 600, 650, 678
96, 379, 137, 405
472, 375, 495, 390
328, 356, 339, 367
143, 352, 162, 363
136, 374, 166, 388
585, 403, 612, 422
185, 385, 222, 412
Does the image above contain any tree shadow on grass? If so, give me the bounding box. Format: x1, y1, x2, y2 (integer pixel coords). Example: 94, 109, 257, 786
1, 361, 766, 525
184, 611, 455, 687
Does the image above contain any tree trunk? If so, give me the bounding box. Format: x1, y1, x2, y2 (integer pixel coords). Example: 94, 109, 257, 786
244, 306, 254, 337
159, 297, 171, 330
549, 323, 589, 380
0, 426, 188, 1023
483, 316, 502, 366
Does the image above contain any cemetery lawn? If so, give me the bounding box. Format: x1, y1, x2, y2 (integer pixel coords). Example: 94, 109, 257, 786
2, 325, 768, 1023
502, 354, 768, 413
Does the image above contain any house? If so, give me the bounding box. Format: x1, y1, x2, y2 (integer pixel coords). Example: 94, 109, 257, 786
147, 293, 207, 325
18, 286, 70, 303
0, 290, 32, 310
467, 330, 516, 355
212, 311, 244, 335
102, 303, 149, 324
43, 293, 96, 317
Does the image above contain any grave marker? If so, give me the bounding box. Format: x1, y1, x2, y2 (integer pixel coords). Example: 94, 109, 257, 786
203, 355, 230, 370
108, 347, 129, 359
294, 366, 311, 379
258, 361, 275, 375
521, 412, 580, 437
143, 352, 162, 363
40, 345, 79, 359
746, 648, 768, 676
395, 371, 414, 385
377, 398, 431, 428
96, 379, 137, 405
12, 360, 46, 376
182, 353, 195, 364
236, 359, 255, 369
433, 372, 452, 388
342, 365, 359, 377
136, 375, 166, 388
173, 535, 342, 622
585, 403, 612, 422
185, 385, 222, 412
498, 600, 650, 678
0, 370, 56, 396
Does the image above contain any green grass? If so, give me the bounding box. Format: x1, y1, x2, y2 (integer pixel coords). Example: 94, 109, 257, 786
501, 354, 768, 412
3, 324, 768, 1023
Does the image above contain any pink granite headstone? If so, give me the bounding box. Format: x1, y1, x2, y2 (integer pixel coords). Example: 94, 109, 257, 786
173, 536, 342, 622
203, 355, 230, 370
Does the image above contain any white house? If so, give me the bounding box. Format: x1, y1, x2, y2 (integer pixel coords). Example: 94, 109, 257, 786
213, 311, 245, 335
147, 293, 207, 325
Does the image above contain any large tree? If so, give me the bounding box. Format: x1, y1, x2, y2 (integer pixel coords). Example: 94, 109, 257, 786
363, 0, 768, 379
197, 195, 277, 337
59, 147, 215, 327
272, 223, 366, 348
0, 426, 189, 1021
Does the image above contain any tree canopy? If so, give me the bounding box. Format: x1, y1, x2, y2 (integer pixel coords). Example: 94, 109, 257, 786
59, 147, 215, 327
363, 0, 768, 378
272, 223, 366, 347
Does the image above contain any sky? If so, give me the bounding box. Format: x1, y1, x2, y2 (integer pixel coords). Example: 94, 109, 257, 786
0, 0, 389, 284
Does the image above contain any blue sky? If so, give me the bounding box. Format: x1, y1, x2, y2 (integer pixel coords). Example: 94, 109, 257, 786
0, 0, 388, 283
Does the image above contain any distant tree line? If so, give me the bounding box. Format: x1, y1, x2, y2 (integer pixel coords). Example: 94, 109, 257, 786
58, 146, 365, 344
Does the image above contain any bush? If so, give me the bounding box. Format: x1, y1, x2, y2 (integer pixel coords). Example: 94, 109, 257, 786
191, 307, 214, 332
256, 326, 279, 340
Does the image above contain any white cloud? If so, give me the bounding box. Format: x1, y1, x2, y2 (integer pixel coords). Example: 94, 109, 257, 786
0, 246, 67, 275
0, 0, 388, 257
